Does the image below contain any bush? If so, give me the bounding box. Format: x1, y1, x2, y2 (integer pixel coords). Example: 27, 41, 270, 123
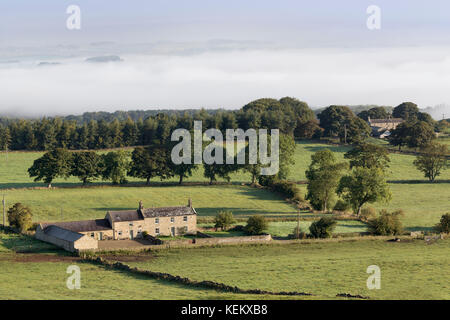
259, 178, 302, 200
228, 225, 245, 232
360, 207, 377, 222
435, 213, 450, 233
244, 215, 268, 235
7, 203, 33, 233
309, 217, 337, 238
367, 209, 404, 235
333, 200, 351, 212
213, 211, 236, 231
291, 225, 308, 239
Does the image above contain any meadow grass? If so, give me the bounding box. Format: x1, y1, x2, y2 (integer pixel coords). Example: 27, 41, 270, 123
0, 140, 448, 230
2, 185, 296, 222
200, 220, 367, 237
128, 239, 450, 300
2, 140, 448, 189
0, 232, 313, 300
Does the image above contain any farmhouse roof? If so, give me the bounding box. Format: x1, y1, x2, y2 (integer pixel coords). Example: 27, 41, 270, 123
141, 206, 197, 218
108, 210, 143, 222
40, 219, 112, 232
42, 225, 85, 242
368, 118, 403, 124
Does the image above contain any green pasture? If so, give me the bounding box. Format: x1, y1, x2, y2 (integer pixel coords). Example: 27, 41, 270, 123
128, 239, 450, 300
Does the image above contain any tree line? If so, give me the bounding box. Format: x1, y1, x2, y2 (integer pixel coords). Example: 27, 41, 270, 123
27, 134, 296, 188
2, 97, 444, 153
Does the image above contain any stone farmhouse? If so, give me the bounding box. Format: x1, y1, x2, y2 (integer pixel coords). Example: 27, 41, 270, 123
35, 200, 197, 252
367, 116, 404, 138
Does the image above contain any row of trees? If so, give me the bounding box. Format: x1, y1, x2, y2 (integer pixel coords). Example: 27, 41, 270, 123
27, 134, 297, 187
0, 97, 315, 151
2, 98, 442, 153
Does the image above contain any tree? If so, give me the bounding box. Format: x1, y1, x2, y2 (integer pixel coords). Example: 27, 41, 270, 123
406, 121, 436, 149
337, 167, 391, 216
277, 134, 296, 180
338, 117, 371, 144
128, 146, 173, 184
357, 107, 389, 121
244, 215, 268, 235
71, 151, 102, 184
306, 149, 347, 211
344, 143, 390, 171
389, 121, 436, 150
28, 148, 72, 188
413, 142, 448, 182
101, 150, 130, 185
0, 126, 11, 152
213, 211, 236, 231
7, 203, 33, 232
294, 119, 323, 139
317, 105, 354, 137
392, 102, 419, 120
309, 217, 337, 238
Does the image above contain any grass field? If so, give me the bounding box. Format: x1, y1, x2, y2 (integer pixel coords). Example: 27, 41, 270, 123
0, 232, 299, 300
1, 140, 448, 231
200, 220, 367, 237
2, 140, 448, 189
3, 185, 297, 222
128, 239, 450, 300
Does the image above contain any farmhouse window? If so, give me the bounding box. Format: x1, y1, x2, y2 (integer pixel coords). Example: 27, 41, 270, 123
155, 228, 160, 234
155, 218, 159, 224
118, 231, 122, 236
183, 216, 188, 222
129, 222, 133, 227
90, 233, 95, 238
170, 217, 175, 223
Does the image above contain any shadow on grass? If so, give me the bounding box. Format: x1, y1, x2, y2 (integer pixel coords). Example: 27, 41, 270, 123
0, 230, 66, 254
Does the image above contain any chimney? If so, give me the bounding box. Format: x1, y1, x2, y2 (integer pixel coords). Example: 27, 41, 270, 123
187, 198, 192, 208
138, 200, 144, 211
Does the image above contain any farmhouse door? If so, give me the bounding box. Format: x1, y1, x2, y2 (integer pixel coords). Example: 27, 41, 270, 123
130, 230, 134, 240
171, 227, 175, 236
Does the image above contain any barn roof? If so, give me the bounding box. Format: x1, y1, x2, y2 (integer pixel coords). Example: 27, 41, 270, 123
40, 219, 112, 232
42, 225, 85, 242
141, 206, 196, 218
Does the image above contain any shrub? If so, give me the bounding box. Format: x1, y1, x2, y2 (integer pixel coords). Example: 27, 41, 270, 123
213, 211, 236, 231
367, 209, 404, 235
360, 207, 377, 222
7, 203, 33, 233
333, 200, 351, 212
309, 217, 337, 238
228, 225, 245, 232
435, 213, 450, 233
291, 225, 308, 239
141, 231, 149, 238
244, 215, 268, 235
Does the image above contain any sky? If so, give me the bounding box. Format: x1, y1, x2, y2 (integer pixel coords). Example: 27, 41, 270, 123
0, 1, 449, 117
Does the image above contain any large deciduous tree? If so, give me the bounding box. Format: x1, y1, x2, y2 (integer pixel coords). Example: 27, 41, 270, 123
101, 150, 130, 185
71, 151, 102, 184
337, 167, 391, 216
413, 142, 448, 182
305, 149, 347, 212
28, 148, 72, 188
344, 143, 390, 172
128, 146, 173, 184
